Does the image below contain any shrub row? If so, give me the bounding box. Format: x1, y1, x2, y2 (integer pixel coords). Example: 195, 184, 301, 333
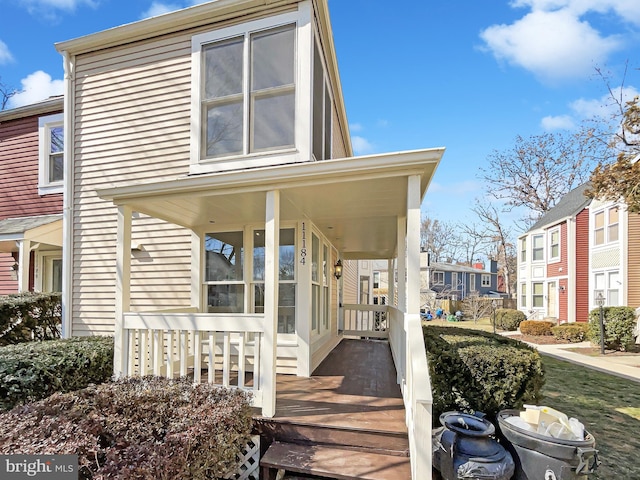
423, 325, 544, 424
588, 306, 638, 351
0, 336, 114, 411
0, 376, 254, 480
551, 323, 589, 343
492, 308, 526, 331
520, 320, 555, 336
0, 292, 62, 345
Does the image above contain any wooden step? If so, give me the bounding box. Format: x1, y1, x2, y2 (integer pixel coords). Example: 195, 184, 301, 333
255, 419, 409, 456
260, 441, 412, 480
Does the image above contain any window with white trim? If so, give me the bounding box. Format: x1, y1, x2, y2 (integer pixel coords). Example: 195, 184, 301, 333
312, 37, 332, 160
594, 270, 620, 307
433, 271, 444, 285
594, 207, 619, 246
204, 231, 245, 313
481, 274, 491, 287
532, 234, 544, 261
549, 228, 560, 261
38, 113, 64, 195
532, 282, 544, 307
469, 274, 476, 292
520, 237, 526, 262
520, 283, 527, 308
192, 14, 297, 166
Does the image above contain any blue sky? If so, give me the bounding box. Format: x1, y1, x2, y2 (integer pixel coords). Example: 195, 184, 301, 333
1, 0, 639, 235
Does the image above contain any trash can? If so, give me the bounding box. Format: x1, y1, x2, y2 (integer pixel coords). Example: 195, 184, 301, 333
433, 411, 515, 480
497, 409, 599, 480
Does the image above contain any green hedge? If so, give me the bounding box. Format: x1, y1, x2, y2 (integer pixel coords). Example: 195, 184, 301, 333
492, 308, 526, 331
423, 325, 544, 424
587, 306, 637, 351
0, 336, 114, 411
0, 292, 62, 345
0, 376, 253, 480
551, 323, 589, 343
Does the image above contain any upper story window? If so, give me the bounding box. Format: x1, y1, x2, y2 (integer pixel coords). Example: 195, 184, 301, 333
594, 207, 619, 246
532, 234, 544, 261
191, 12, 300, 172
549, 228, 560, 261
481, 274, 491, 287
312, 36, 332, 161
433, 271, 444, 285
520, 237, 526, 262
38, 113, 64, 195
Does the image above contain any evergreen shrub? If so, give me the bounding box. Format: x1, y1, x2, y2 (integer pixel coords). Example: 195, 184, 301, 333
493, 308, 526, 331
587, 306, 637, 351
551, 323, 589, 343
0, 292, 61, 345
0, 336, 113, 411
0, 376, 253, 480
423, 325, 544, 424
519, 320, 555, 336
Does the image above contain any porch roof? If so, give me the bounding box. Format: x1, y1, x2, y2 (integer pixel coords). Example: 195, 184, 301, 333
98, 149, 444, 260
0, 215, 63, 253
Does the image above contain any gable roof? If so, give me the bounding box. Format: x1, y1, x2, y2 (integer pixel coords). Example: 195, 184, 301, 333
527, 182, 592, 233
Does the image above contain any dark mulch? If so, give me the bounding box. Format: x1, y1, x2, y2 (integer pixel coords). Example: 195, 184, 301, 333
508, 334, 570, 345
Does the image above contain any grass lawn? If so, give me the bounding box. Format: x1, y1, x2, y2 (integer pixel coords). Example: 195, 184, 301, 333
540, 354, 640, 480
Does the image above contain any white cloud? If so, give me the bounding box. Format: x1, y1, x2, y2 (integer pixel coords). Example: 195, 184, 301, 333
349, 123, 363, 132
140, 2, 183, 19
8, 71, 64, 109
351, 136, 375, 155
480, 9, 622, 83
0, 40, 13, 65
512, 0, 640, 25
541, 114, 575, 130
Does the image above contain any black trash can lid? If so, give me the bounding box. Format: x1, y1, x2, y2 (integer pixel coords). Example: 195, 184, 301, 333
440, 411, 496, 437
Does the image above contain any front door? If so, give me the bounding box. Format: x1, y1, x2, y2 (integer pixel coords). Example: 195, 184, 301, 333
547, 281, 557, 318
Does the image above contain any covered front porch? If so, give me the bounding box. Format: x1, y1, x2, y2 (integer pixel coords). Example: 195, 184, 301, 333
97, 149, 442, 479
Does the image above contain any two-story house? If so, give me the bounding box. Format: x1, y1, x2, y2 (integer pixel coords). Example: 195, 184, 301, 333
0, 96, 64, 295
517, 182, 640, 323
55, 1, 443, 478
428, 259, 500, 301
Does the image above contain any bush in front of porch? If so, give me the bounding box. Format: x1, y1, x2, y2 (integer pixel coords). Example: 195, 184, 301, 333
0, 336, 114, 411
423, 325, 544, 424
0, 376, 254, 480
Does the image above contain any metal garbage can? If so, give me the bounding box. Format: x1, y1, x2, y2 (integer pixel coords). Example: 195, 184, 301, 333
433, 411, 515, 480
497, 409, 599, 480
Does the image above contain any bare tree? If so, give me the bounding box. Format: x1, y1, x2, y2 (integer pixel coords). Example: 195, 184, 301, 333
479, 129, 609, 224
462, 292, 493, 323
457, 221, 491, 265
0, 78, 19, 110
420, 216, 463, 263
472, 202, 516, 296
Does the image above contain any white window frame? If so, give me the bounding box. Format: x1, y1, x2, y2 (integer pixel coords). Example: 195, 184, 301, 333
532, 234, 544, 262
481, 274, 491, 287
38, 113, 64, 195
520, 283, 527, 309
311, 31, 332, 161
190, 10, 309, 175
520, 237, 526, 262
469, 274, 476, 292
433, 271, 444, 285
593, 270, 620, 308
593, 206, 620, 247
548, 227, 560, 262
532, 282, 544, 308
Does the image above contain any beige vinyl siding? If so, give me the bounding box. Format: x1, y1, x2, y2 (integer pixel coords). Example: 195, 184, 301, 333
71, 32, 194, 335
341, 259, 358, 305
628, 213, 640, 308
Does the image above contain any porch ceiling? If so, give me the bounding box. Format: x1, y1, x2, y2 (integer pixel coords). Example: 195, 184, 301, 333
98, 149, 444, 259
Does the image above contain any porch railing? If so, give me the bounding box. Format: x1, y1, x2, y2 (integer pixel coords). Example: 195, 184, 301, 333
388, 308, 433, 480
117, 310, 264, 407
341, 303, 389, 338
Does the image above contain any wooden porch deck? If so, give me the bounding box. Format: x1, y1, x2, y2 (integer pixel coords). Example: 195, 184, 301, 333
256, 338, 411, 479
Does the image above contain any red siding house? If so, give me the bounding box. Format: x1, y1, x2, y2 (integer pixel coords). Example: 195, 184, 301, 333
0, 96, 64, 295
517, 183, 591, 323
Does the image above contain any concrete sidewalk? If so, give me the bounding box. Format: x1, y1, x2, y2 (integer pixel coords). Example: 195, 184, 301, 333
502, 333, 640, 383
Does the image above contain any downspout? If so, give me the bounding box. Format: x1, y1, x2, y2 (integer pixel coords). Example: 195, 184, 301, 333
61, 51, 74, 338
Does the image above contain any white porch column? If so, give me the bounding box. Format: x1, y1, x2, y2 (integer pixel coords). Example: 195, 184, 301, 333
407, 175, 421, 315
17, 239, 31, 292
397, 216, 407, 312
191, 232, 202, 310
262, 190, 280, 417
114, 205, 132, 379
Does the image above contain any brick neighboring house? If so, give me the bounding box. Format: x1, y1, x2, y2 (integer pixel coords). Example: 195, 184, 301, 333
0, 97, 64, 295
516, 182, 640, 323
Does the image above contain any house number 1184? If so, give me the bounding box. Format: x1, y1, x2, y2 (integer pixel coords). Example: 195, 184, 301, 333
300, 222, 307, 265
